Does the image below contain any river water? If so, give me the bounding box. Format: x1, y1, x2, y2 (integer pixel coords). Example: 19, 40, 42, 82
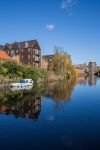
0, 76, 100, 150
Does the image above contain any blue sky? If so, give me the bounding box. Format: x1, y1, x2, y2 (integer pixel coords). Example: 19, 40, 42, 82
0, 0, 100, 65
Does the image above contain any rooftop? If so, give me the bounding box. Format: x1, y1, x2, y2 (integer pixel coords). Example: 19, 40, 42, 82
0, 40, 38, 50
0, 50, 11, 60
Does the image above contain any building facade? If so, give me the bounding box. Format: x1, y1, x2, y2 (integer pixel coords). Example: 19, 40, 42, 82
42, 55, 53, 63
0, 40, 41, 67
74, 63, 88, 76
88, 62, 97, 75
41, 58, 49, 70
42, 55, 54, 70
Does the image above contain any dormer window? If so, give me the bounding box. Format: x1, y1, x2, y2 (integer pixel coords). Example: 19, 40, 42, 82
11, 50, 15, 56
25, 42, 28, 48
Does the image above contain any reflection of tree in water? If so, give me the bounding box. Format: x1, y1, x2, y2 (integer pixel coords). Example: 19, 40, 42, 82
0, 85, 45, 120
1, 77, 96, 118
45, 79, 77, 102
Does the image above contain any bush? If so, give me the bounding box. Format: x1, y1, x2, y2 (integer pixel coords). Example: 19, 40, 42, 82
0, 61, 46, 82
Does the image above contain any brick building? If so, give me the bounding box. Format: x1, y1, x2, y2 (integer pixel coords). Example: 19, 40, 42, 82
41, 58, 49, 70
74, 63, 88, 76
88, 62, 97, 75
42, 55, 54, 70
0, 40, 41, 67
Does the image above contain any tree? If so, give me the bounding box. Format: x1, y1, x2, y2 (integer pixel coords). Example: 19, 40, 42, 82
50, 52, 76, 78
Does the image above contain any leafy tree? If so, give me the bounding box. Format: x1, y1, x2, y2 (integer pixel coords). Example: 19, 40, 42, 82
50, 52, 76, 78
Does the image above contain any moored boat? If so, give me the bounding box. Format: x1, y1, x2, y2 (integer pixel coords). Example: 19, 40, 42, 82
10, 79, 33, 87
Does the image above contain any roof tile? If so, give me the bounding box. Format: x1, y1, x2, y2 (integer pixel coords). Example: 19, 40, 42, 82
0, 50, 11, 60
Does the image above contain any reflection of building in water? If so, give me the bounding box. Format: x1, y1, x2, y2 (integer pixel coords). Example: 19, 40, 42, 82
88, 75, 97, 86
76, 75, 97, 86
0, 96, 42, 120
76, 76, 88, 85
45, 79, 76, 102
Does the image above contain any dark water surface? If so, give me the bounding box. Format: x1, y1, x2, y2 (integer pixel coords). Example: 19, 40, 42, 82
0, 76, 100, 150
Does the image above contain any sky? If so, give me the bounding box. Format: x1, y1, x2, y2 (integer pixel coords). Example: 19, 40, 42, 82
0, 0, 100, 65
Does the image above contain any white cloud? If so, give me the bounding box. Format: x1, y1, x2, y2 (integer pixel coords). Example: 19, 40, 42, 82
61, 0, 77, 9
46, 24, 55, 31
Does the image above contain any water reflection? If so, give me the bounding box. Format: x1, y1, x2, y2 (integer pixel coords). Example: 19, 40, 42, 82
45, 79, 76, 101
0, 85, 44, 120
77, 75, 97, 86
0, 75, 98, 120
88, 75, 97, 86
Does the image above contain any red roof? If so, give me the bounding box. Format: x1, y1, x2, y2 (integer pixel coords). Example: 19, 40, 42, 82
0, 50, 11, 60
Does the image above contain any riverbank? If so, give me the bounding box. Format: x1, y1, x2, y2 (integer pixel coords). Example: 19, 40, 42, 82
0, 61, 77, 85
0, 61, 46, 84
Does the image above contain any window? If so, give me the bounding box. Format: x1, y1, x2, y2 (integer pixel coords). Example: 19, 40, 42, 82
22, 55, 23, 59
35, 49, 39, 55
13, 56, 15, 60
28, 48, 30, 52
16, 50, 18, 54
35, 56, 39, 61
11, 50, 15, 56
49, 58, 52, 62
28, 55, 30, 59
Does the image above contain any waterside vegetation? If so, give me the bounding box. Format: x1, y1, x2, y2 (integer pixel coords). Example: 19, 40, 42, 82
95, 66, 100, 76
0, 61, 46, 83
0, 51, 77, 83
46, 52, 76, 81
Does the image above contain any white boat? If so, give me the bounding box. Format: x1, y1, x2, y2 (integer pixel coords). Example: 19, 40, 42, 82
10, 86, 33, 91
10, 79, 33, 87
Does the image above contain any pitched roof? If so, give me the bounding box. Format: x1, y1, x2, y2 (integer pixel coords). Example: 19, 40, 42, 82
0, 50, 11, 60
19, 40, 37, 49
42, 55, 54, 60
2, 40, 38, 50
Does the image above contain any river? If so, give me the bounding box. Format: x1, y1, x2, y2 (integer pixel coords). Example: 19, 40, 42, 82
0, 76, 100, 150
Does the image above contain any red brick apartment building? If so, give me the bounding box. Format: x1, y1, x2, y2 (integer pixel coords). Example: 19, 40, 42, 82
0, 40, 41, 67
